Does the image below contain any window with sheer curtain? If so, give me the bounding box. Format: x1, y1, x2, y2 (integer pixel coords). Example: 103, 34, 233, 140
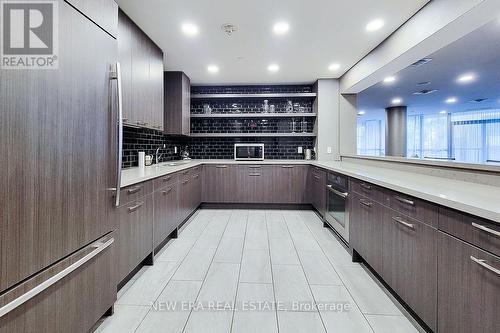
357, 119, 385, 156
357, 109, 500, 164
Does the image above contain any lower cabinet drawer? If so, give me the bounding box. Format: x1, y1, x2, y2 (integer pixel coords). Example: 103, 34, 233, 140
388, 192, 438, 228
350, 178, 390, 206
438, 231, 500, 333
439, 207, 500, 257
0, 234, 116, 333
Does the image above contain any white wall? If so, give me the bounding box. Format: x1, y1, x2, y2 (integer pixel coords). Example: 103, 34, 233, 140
340, 0, 500, 94
314, 79, 340, 161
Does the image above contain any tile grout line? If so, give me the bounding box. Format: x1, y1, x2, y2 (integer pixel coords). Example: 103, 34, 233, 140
229, 210, 249, 333
265, 210, 281, 333
281, 210, 328, 333
297, 211, 377, 333
180, 209, 235, 333
132, 209, 217, 333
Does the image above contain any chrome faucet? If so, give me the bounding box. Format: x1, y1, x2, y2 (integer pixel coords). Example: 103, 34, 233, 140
155, 144, 165, 164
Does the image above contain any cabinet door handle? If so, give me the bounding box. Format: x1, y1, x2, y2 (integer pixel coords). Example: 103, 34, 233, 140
313, 175, 320, 180
182, 179, 189, 184
281, 165, 294, 168
216, 165, 228, 168
182, 170, 189, 175
162, 188, 172, 195
471, 222, 500, 238
248, 165, 261, 169
128, 202, 144, 213
360, 183, 372, 190
392, 216, 415, 230
162, 176, 172, 182
127, 186, 142, 194
470, 256, 500, 276
359, 199, 372, 207
136, 121, 148, 126
193, 174, 199, 179
249, 173, 261, 176
394, 196, 415, 206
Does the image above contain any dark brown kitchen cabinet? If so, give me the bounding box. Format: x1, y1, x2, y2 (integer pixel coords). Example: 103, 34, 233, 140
154, 184, 179, 248
350, 193, 384, 274
164, 71, 191, 135
273, 165, 308, 203
118, 10, 164, 130
438, 232, 500, 333
151, 46, 165, 131
308, 167, 326, 216
439, 207, 500, 257
65, 0, 118, 37
0, 0, 116, 293
388, 192, 438, 228
0, 234, 116, 333
236, 165, 274, 203
116, 194, 154, 283
382, 212, 437, 331
203, 165, 238, 203
179, 176, 192, 222
191, 171, 202, 210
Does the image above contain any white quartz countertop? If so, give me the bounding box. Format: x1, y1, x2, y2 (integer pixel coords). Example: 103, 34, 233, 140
121, 159, 500, 223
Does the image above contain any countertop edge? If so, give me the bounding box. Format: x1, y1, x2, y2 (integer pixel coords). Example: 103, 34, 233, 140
120, 160, 500, 223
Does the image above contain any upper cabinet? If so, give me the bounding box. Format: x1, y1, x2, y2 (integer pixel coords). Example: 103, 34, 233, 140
164, 71, 191, 135
118, 10, 164, 131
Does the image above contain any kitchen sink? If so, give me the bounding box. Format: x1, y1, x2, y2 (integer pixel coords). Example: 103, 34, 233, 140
162, 160, 192, 167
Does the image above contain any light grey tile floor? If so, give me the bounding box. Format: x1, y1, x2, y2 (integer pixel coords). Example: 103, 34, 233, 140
96, 209, 424, 333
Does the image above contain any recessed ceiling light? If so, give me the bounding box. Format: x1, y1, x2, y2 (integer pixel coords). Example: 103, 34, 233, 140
445, 97, 457, 104
391, 98, 402, 105
207, 65, 219, 73
273, 22, 289, 35
366, 19, 385, 32
457, 73, 476, 84
181, 22, 199, 36
439, 110, 447, 114
358, 110, 366, 115
267, 64, 279, 72
383, 76, 396, 84
328, 63, 341, 71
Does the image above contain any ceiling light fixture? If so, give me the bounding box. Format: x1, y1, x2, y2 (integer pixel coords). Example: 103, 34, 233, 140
328, 63, 340, 71
366, 19, 385, 32
445, 97, 457, 104
457, 73, 476, 84
273, 22, 289, 35
267, 64, 279, 72
357, 111, 366, 115
207, 65, 219, 73
181, 22, 199, 36
383, 76, 396, 84
391, 98, 402, 105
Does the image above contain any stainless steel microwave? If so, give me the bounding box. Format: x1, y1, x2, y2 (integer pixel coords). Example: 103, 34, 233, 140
234, 143, 265, 161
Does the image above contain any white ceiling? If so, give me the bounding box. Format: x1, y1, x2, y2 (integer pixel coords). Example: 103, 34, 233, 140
358, 19, 500, 117
115, 0, 429, 85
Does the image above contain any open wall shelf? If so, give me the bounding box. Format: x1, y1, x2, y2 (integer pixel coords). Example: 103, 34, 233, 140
189, 133, 317, 138
190, 113, 317, 119
191, 93, 317, 99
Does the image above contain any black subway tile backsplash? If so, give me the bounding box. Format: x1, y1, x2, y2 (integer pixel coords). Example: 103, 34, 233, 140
191, 84, 313, 95
123, 85, 316, 168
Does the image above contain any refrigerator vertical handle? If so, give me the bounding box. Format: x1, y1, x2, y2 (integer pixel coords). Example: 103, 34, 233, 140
111, 62, 123, 207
